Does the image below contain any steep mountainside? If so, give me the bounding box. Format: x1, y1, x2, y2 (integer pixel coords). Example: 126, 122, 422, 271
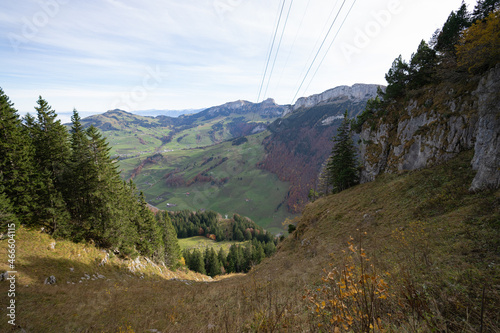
360, 64, 500, 191
259, 84, 381, 213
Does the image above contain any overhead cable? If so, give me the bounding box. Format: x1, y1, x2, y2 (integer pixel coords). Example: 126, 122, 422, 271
257, 0, 286, 103
290, 0, 348, 104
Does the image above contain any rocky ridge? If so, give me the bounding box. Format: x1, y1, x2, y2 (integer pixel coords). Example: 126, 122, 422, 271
359, 64, 500, 191
291, 84, 382, 113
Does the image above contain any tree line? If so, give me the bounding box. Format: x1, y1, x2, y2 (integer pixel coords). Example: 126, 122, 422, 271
357, 0, 499, 114
182, 238, 277, 277
170, 210, 275, 244
0, 92, 181, 267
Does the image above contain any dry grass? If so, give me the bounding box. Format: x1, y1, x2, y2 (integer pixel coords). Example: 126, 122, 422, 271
0, 151, 498, 332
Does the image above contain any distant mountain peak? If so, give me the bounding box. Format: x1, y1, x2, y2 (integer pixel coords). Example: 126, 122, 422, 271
292, 83, 383, 112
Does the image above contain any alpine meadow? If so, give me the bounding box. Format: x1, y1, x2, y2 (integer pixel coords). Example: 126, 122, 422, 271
1, 0, 499, 332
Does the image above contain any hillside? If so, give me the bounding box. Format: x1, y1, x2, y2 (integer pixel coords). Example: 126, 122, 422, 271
122, 131, 293, 233
2, 151, 498, 332
259, 84, 380, 213
80, 84, 380, 228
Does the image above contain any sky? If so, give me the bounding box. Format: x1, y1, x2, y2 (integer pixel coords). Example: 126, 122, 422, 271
1, 0, 478, 118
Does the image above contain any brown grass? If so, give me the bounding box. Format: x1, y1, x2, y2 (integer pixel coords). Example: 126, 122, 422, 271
0, 150, 498, 332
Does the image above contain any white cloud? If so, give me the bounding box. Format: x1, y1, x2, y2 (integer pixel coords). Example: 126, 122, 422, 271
0, 0, 481, 113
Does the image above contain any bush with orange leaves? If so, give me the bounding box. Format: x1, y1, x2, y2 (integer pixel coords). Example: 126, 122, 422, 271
304, 236, 392, 332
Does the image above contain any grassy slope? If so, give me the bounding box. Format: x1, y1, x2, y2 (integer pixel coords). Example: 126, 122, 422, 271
2, 151, 498, 332
129, 131, 293, 234
178, 236, 248, 252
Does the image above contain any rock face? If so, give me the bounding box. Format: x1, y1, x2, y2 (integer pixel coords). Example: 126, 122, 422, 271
470, 66, 500, 191
360, 64, 500, 191
292, 84, 382, 112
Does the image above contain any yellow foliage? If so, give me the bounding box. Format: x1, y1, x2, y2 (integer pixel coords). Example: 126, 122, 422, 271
456, 10, 500, 74
304, 238, 393, 332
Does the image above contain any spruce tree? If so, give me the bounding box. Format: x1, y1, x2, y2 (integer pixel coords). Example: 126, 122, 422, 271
31, 96, 70, 190
160, 211, 181, 267
66, 109, 93, 226
0, 176, 18, 232
326, 111, 359, 193
0, 88, 36, 224
25, 97, 71, 233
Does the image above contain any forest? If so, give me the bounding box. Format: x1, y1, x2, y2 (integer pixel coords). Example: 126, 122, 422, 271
0, 95, 181, 267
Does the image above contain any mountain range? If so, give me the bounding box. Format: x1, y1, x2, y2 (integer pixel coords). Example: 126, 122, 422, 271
78, 83, 382, 231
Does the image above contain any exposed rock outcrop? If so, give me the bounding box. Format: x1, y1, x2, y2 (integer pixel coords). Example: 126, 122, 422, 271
292, 84, 382, 112
470, 65, 500, 191
360, 64, 500, 191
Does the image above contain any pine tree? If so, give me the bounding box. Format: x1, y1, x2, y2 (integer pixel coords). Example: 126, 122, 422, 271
326, 111, 359, 193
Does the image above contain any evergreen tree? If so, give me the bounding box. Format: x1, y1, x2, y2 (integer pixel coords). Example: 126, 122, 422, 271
472, 0, 500, 22
217, 248, 227, 273
0, 88, 36, 224
135, 192, 163, 259
157, 211, 181, 267
66, 109, 93, 225
25, 97, 71, 233
204, 247, 222, 277
31, 96, 70, 190
434, 3, 471, 56
408, 40, 438, 89
0, 177, 18, 232
326, 111, 359, 193
190, 249, 206, 274
383, 55, 409, 100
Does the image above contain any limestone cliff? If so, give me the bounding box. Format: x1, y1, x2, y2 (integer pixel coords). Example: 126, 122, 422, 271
360, 64, 500, 191
290, 84, 381, 114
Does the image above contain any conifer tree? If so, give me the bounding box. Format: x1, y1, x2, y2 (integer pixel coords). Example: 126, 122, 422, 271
326, 111, 359, 193
25, 97, 71, 233
434, 4, 471, 56
135, 192, 163, 259
0, 177, 18, 232
408, 40, 438, 89
159, 211, 181, 267
0, 88, 36, 224
472, 0, 499, 22
66, 109, 93, 225
31, 96, 70, 190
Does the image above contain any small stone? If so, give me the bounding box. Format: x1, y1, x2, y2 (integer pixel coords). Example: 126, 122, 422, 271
44, 276, 56, 285
0, 272, 9, 281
